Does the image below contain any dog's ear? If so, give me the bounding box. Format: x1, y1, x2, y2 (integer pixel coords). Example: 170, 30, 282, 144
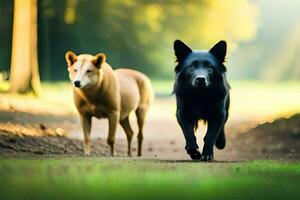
174, 40, 192, 61
209, 40, 227, 63
65, 51, 77, 67
92, 53, 106, 69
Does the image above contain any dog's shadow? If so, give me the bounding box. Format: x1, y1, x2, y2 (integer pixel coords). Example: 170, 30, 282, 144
155, 159, 244, 163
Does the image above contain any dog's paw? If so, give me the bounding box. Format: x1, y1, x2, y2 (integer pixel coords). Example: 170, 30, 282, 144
84, 149, 91, 156
200, 154, 214, 162
187, 149, 201, 160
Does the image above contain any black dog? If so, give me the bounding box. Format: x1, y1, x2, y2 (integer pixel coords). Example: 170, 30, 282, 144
173, 40, 230, 161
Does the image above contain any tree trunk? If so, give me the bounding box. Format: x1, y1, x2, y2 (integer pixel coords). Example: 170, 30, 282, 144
9, 0, 41, 95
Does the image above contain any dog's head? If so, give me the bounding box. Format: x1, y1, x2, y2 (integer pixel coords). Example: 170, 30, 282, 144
65, 51, 105, 89
174, 40, 227, 89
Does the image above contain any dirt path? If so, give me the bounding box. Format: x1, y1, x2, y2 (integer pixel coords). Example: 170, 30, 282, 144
0, 96, 299, 161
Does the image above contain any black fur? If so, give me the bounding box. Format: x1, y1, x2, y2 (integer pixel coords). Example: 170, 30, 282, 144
173, 40, 230, 161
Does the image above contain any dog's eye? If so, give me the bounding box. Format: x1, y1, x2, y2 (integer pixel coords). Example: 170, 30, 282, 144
86, 70, 92, 73
207, 68, 213, 73
189, 63, 195, 68
74, 69, 78, 72
188, 66, 195, 72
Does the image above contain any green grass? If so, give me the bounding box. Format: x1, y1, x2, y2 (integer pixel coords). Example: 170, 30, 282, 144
0, 158, 300, 200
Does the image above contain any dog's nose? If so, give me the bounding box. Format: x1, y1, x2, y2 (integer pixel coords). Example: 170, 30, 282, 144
74, 81, 81, 88
195, 76, 206, 84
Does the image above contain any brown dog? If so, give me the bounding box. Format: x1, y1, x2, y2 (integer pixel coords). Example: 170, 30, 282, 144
65, 51, 154, 156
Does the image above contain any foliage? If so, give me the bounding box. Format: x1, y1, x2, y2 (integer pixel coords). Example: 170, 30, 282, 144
2, 0, 300, 81
0, 0, 258, 80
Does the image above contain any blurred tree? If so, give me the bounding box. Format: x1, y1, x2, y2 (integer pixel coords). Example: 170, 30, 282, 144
0, 0, 13, 74
2, 0, 259, 81
55, 0, 258, 79
9, 0, 41, 94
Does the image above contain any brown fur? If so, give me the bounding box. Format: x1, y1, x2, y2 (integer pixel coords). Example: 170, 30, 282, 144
65, 51, 154, 156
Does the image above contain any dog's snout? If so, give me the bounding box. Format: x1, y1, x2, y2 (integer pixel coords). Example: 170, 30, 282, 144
74, 80, 81, 88
195, 76, 206, 83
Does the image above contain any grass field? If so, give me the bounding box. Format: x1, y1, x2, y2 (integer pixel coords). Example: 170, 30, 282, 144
0, 158, 300, 200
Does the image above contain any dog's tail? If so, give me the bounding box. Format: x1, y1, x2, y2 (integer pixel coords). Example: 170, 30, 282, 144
215, 129, 226, 149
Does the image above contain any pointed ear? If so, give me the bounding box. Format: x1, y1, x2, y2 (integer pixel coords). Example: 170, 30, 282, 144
209, 40, 227, 63
65, 51, 77, 67
92, 53, 106, 69
173, 40, 192, 61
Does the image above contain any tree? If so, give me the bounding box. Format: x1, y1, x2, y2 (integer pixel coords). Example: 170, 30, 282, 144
9, 0, 41, 94
35, 0, 259, 80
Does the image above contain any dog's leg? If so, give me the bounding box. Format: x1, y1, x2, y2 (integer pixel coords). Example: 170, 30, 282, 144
202, 113, 226, 161
120, 117, 134, 156
215, 127, 226, 149
107, 111, 119, 156
80, 115, 92, 156
136, 108, 146, 156
215, 109, 228, 150
176, 111, 201, 160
